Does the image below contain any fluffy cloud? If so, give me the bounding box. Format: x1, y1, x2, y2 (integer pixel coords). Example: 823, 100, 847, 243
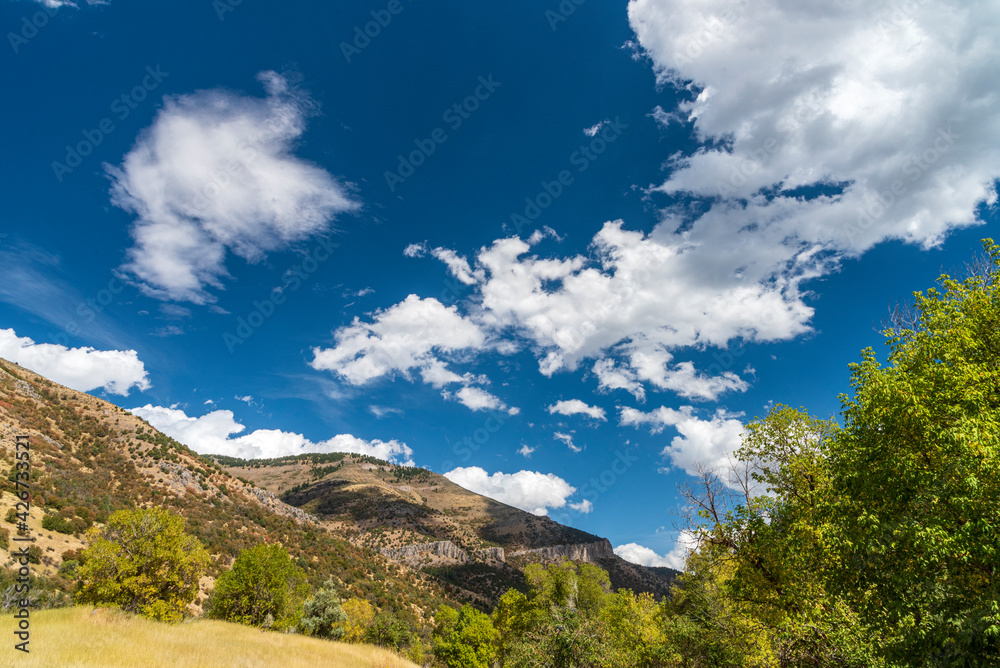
318, 227, 764, 408
131, 404, 414, 465
403, 243, 483, 285
548, 399, 607, 421
614, 542, 673, 568
311, 295, 485, 385
621, 405, 746, 479
445, 385, 518, 415
0, 328, 150, 396
444, 466, 577, 516
310, 295, 519, 413
569, 499, 594, 514
109, 71, 357, 303
313, 1, 1000, 410
616, 530, 697, 570
627, 0, 1000, 257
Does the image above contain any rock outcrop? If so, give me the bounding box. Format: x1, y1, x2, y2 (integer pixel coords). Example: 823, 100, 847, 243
509, 539, 616, 563
473, 546, 507, 564
382, 540, 469, 562
382, 539, 619, 568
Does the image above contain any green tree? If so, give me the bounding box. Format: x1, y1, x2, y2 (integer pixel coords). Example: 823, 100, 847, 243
75, 508, 209, 622
341, 596, 375, 642
300, 578, 347, 639
433, 604, 499, 668
830, 240, 1000, 664
496, 561, 613, 667
208, 543, 309, 631
599, 589, 667, 668
364, 609, 411, 651
678, 405, 885, 666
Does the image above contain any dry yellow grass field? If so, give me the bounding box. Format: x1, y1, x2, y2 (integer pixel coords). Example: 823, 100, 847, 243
0, 606, 420, 668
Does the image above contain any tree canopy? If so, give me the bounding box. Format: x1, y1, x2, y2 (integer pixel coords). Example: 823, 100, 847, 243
207, 543, 309, 631
75, 507, 209, 622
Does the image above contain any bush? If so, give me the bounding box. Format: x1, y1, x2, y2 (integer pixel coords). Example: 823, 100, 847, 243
74, 508, 210, 622
365, 610, 411, 651
300, 578, 347, 639
208, 543, 309, 631
42, 514, 74, 534
342, 597, 375, 642
0, 527, 8, 550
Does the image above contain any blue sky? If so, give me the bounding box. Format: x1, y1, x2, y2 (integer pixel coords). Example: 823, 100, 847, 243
2, 0, 998, 568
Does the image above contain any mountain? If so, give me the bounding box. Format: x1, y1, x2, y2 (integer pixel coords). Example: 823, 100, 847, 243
216, 452, 678, 604
0, 356, 676, 622
0, 358, 460, 625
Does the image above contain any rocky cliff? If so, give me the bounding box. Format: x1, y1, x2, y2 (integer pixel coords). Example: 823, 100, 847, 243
509, 539, 616, 563
381, 540, 470, 566
382, 538, 620, 568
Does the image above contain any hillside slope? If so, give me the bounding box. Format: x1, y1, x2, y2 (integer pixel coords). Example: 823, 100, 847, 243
218, 452, 679, 603
0, 356, 675, 617
0, 606, 418, 668
0, 358, 463, 627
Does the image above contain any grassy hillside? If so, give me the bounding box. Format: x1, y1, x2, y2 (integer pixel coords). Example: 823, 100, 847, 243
0, 606, 419, 667
217, 452, 600, 553
0, 359, 465, 627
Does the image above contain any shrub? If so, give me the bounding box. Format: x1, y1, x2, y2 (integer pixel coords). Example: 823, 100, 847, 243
365, 610, 411, 651
42, 514, 74, 534
75, 508, 210, 622
300, 578, 347, 639
342, 597, 375, 642
207, 543, 309, 631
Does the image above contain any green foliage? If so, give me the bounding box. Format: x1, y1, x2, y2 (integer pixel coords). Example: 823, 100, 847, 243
300, 578, 347, 639
341, 596, 375, 642
208, 543, 309, 631
829, 239, 1000, 664
598, 589, 668, 667
433, 604, 499, 668
0, 527, 8, 550
364, 609, 411, 651
523, 559, 610, 613
75, 508, 209, 622
42, 513, 75, 534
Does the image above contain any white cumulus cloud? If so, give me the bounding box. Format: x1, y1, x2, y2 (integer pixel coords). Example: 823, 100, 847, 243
130, 404, 414, 465
548, 399, 607, 421
621, 405, 746, 480
553, 431, 582, 453
446, 385, 518, 415
616, 531, 697, 570
0, 328, 150, 396
310, 295, 485, 385
444, 466, 577, 516
109, 71, 358, 304
626, 0, 1000, 280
